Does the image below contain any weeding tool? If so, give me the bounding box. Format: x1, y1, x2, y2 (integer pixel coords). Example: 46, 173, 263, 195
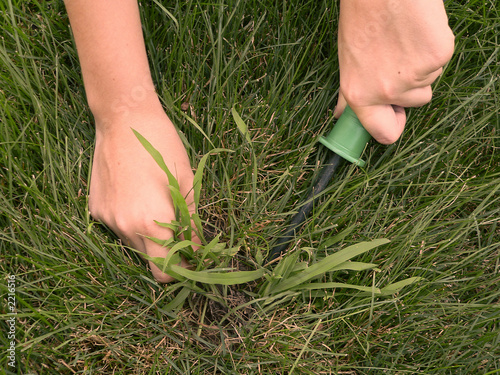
267, 105, 372, 263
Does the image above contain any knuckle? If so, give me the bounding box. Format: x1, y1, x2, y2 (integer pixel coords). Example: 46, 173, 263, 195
375, 81, 399, 103
431, 32, 455, 67
340, 83, 367, 108
113, 214, 134, 236
113, 210, 151, 237
434, 48, 453, 67
133, 212, 172, 237
443, 30, 455, 55
95, 199, 178, 240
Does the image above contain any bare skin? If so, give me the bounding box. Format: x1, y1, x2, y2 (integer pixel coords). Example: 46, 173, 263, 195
64, 0, 454, 283
336, 0, 455, 144
64, 0, 195, 283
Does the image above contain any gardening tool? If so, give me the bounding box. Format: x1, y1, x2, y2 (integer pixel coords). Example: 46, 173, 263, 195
267, 105, 372, 263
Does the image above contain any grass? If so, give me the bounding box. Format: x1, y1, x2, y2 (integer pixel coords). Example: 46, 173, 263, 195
1, 0, 499, 373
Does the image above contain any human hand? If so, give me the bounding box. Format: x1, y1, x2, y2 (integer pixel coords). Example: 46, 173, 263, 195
88, 106, 198, 283
336, 0, 455, 144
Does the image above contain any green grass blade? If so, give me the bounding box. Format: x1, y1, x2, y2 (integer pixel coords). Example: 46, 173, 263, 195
164, 285, 191, 312
272, 239, 390, 294
193, 148, 232, 211
231, 106, 252, 143
132, 128, 180, 191
293, 282, 381, 294
379, 277, 424, 295
152, 0, 179, 30
330, 261, 380, 272
153, 220, 181, 232
169, 265, 265, 285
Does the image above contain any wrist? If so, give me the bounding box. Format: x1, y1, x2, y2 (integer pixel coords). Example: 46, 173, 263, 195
90, 90, 165, 132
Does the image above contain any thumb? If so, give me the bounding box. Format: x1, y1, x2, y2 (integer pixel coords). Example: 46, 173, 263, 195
351, 104, 406, 145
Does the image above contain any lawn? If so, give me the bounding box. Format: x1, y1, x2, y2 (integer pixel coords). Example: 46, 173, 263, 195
1, 0, 499, 374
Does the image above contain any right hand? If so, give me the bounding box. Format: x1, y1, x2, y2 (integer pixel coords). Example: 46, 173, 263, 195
336, 0, 455, 144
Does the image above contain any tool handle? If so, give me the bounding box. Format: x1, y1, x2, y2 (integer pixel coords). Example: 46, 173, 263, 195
267, 106, 371, 264
319, 106, 372, 167
266, 153, 342, 263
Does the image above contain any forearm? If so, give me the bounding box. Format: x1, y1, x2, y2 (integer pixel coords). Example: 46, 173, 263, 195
64, 0, 159, 125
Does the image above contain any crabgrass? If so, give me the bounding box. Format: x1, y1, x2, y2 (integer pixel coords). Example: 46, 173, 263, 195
1, 0, 499, 374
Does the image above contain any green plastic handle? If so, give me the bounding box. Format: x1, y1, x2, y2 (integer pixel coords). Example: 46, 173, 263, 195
319, 106, 371, 167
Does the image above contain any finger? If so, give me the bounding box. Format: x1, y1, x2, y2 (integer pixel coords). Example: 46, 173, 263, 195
415, 67, 443, 87
352, 104, 406, 145
112, 223, 177, 283
113, 225, 178, 283
415, 52, 449, 78
393, 85, 433, 108
141, 231, 185, 284
334, 91, 348, 118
